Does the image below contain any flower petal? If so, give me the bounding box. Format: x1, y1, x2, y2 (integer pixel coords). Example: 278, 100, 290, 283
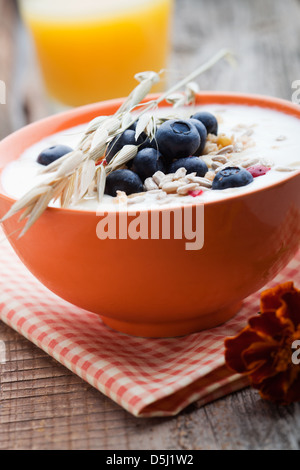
260, 282, 300, 330
243, 342, 280, 383
225, 328, 262, 373
224, 282, 300, 405
260, 282, 294, 313
280, 291, 300, 329
257, 370, 294, 405
285, 373, 300, 404
248, 311, 290, 340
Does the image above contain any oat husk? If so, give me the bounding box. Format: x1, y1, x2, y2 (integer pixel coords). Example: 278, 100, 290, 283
1, 49, 235, 236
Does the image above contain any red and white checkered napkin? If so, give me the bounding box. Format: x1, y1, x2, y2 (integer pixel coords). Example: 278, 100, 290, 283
0, 232, 299, 417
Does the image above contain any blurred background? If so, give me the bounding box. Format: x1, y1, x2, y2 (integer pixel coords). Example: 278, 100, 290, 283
0, 0, 299, 140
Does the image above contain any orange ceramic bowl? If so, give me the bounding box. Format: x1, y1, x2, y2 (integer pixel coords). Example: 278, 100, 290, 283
0, 93, 300, 337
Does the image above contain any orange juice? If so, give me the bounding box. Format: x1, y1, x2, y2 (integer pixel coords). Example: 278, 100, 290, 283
20, 0, 173, 107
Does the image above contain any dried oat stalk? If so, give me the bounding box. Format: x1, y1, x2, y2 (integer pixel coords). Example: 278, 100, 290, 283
1, 49, 234, 236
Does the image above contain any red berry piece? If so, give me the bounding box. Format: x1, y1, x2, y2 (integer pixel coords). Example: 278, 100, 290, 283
246, 165, 271, 178
188, 189, 203, 198
95, 158, 108, 167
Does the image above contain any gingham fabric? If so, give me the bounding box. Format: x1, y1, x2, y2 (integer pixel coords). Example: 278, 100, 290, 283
0, 230, 299, 417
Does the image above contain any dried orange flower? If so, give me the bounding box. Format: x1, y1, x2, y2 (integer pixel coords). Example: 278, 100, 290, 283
225, 282, 300, 405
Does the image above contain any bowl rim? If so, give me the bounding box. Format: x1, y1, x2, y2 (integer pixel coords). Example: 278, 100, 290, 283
0, 91, 300, 214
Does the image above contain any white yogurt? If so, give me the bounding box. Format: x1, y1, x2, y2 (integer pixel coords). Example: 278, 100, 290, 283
2, 104, 300, 212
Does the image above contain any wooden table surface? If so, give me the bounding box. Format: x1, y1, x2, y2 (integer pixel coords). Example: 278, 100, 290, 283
1, 0, 300, 450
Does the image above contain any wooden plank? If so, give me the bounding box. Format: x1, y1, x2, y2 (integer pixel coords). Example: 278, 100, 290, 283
0, 0, 48, 138
1, 0, 300, 450
11, 10, 49, 132
170, 0, 300, 100
1, 316, 300, 450
0, 0, 17, 139
8, 2, 49, 133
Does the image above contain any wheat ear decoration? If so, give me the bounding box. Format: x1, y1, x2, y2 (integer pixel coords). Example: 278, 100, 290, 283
0, 49, 234, 236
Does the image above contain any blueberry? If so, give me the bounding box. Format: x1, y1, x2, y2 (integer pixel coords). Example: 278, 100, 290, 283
37, 145, 73, 166
125, 137, 158, 170
127, 120, 148, 141
105, 169, 144, 196
212, 167, 254, 190
191, 111, 218, 135
131, 148, 166, 181
106, 130, 145, 163
126, 138, 158, 169
189, 119, 207, 155
139, 137, 158, 151
127, 121, 138, 131
169, 156, 208, 177
156, 119, 200, 161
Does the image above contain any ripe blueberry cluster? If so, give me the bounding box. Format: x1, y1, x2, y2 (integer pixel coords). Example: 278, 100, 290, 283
36, 111, 269, 198
104, 112, 219, 196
